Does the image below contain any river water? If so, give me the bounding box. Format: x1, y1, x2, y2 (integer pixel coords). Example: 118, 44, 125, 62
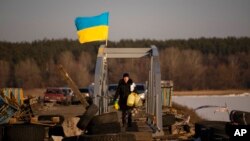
172, 93, 250, 121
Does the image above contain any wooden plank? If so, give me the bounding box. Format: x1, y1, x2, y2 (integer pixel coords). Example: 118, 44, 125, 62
134, 117, 147, 121
57, 65, 89, 108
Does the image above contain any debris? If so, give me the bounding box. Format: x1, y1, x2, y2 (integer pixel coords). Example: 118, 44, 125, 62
230, 110, 250, 125
0, 91, 19, 124
52, 136, 63, 141
62, 117, 82, 137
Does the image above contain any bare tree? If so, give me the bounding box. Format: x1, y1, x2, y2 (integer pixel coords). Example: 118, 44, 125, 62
0, 60, 10, 87
46, 58, 64, 87
58, 51, 93, 87
160, 47, 182, 81
107, 58, 149, 84
15, 59, 42, 88
76, 52, 93, 87
160, 48, 205, 90
227, 55, 240, 88
180, 49, 205, 89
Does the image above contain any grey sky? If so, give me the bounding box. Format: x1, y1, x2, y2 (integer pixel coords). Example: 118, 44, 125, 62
0, 0, 250, 42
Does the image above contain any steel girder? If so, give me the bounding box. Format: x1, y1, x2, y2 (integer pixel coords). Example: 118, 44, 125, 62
93, 45, 163, 136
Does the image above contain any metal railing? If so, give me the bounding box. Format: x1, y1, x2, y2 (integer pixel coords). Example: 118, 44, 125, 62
93, 45, 164, 136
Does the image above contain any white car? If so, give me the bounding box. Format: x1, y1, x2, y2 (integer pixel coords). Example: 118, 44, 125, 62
135, 83, 147, 101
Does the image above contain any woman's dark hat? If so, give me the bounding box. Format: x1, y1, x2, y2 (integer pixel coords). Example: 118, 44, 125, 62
123, 73, 129, 77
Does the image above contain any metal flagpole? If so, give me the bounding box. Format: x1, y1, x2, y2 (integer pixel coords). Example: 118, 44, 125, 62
105, 25, 109, 47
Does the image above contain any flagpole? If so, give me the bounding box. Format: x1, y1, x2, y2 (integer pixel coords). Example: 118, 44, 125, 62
105, 39, 108, 47
105, 27, 109, 47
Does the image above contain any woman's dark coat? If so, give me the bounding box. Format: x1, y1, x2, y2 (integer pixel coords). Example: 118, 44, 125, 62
114, 78, 133, 110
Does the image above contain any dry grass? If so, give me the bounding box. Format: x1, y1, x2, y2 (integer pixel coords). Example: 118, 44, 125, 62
172, 102, 203, 123
24, 88, 45, 97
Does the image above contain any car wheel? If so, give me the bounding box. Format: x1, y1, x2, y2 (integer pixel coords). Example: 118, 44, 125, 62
89, 112, 119, 126
77, 104, 98, 130
195, 121, 227, 139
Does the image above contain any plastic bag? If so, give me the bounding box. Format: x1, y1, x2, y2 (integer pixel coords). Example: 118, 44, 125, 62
134, 94, 142, 107
127, 93, 136, 107
114, 100, 119, 110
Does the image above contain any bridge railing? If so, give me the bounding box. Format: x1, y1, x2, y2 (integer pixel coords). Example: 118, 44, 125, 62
93, 45, 164, 136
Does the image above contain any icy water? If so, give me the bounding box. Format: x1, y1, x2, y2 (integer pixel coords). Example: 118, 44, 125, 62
172, 93, 250, 121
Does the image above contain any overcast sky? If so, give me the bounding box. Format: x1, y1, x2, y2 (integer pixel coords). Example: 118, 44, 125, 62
0, 0, 250, 42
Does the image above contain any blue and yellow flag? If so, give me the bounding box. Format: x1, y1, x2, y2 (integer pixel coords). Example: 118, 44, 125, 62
75, 12, 109, 44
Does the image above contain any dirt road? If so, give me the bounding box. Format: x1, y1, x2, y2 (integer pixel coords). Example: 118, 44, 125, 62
35, 103, 86, 118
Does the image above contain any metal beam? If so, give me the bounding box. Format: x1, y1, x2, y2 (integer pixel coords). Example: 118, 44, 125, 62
97, 46, 151, 58
94, 44, 164, 136
151, 45, 163, 136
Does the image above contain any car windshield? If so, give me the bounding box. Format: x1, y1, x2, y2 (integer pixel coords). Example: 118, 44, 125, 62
108, 85, 118, 91
136, 85, 145, 93
46, 89, 63, 94
62, 89, 72, 96
79, 88, 89, 93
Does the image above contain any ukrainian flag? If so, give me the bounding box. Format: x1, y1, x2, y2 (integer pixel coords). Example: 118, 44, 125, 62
75, 12, 109, 44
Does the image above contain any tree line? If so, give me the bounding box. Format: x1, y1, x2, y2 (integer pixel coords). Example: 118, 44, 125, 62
0, 37, 249, 90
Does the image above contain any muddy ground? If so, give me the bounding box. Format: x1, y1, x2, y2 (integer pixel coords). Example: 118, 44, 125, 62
35, 103, 86, 118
